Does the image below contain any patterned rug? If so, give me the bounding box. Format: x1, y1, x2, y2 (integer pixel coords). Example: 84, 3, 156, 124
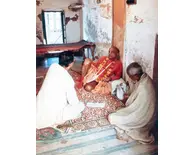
36, 117, 110, 141
36, 69, 124, 122
59, 117, 110, 133
36, 127, 62, 141
36, 76, 44, 95
36, 69, 124, 141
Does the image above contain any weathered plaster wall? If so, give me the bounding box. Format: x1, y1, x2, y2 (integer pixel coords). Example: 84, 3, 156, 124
36, 0, 81, 44
124, 0, 158, 78
82, 0, 112, 57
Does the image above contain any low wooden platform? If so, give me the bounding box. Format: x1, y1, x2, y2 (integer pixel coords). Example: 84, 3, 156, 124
36, 40, 96, 60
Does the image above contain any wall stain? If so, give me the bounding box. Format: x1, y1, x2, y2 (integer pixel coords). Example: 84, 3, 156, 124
36, 24, 43, 43
36, 0, 43, 6
65, 14, 79, 25
130, 16, 144, 24
37, 14, 42, 21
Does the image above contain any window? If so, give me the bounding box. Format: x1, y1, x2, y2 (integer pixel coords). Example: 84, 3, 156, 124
42, 10, 67, 44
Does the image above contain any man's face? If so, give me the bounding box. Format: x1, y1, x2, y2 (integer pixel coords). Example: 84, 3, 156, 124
127, 70, 140, 81
64, 59, 75, 70
108, 48, 118, 60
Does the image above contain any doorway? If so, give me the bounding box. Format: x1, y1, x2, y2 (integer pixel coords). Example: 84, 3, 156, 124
42, 10, 67, 44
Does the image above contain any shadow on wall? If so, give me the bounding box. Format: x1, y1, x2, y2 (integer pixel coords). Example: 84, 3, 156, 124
153, 34, 158, 91
152, 33, 158, 144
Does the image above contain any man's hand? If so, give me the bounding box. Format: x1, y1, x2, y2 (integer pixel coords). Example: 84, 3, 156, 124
121, 94, 129, 104
103, 77, 111, 82
126, 81, 129, 86
94, 56, 99, 60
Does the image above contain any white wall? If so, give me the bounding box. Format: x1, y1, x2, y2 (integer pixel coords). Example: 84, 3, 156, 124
65, 11, 81, 43
36, 0, 81, 44
124, 0, 158, 78
82, 0, 112, 57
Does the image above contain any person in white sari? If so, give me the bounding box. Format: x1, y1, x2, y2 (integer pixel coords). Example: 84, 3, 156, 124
108, 62, 156, 144
36, 52, 85, 129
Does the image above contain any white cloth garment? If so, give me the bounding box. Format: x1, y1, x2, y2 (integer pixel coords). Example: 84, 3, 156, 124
111, 78, 127, 100
36, 63, 85, 129
108, 73, 156, 144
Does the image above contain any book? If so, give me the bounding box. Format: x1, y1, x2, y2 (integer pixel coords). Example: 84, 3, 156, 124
86, 102, 105, 108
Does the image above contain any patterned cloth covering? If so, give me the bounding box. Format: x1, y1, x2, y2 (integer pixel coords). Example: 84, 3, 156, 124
65, 70, 124, 122
36, 127, 62, 141
36, 69, 124, 139
36, 118, 110, 141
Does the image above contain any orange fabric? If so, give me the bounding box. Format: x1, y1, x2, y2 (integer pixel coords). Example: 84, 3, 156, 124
92, 81, 112, 95
82, 56, 123, 94
91, 56, 122, 82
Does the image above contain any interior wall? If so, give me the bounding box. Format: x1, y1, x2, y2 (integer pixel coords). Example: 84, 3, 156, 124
82, 0, 112, 57
124, 0, 158, 79
36, 0, 81, 44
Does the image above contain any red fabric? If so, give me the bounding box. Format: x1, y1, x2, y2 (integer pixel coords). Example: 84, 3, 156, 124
91, 56, 122, 82
110, 60, 123, 81
75, 76, 84, 89
92, 56, 107, 67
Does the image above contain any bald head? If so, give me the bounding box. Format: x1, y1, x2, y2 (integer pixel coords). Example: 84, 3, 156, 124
108, 46, 120, 60
110, 46, 119, 53
126, 62, 143, 81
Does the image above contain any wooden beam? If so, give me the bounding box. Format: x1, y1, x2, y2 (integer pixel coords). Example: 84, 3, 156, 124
112, 0, 126, 63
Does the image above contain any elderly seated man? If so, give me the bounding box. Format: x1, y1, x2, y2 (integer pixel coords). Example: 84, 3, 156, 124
108, 62, 156, 144
77, 46, 126, 95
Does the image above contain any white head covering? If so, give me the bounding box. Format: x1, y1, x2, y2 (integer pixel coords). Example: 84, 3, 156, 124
129, 66, 142, 76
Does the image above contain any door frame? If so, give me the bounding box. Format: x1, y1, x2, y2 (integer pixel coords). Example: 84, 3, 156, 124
41, 10, 66, 44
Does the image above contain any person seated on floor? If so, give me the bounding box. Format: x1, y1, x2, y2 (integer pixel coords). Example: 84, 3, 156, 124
108, 62, 156, 144
79, 46, 125, 95
36, 52, 85, 130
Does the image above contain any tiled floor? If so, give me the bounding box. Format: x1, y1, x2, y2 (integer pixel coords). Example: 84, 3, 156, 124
36, 125, 158, 155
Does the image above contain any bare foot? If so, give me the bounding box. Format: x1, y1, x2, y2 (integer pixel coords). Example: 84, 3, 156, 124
56, 124, 73, 129
115, 127, 131, 142
116, 133, 129, 142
